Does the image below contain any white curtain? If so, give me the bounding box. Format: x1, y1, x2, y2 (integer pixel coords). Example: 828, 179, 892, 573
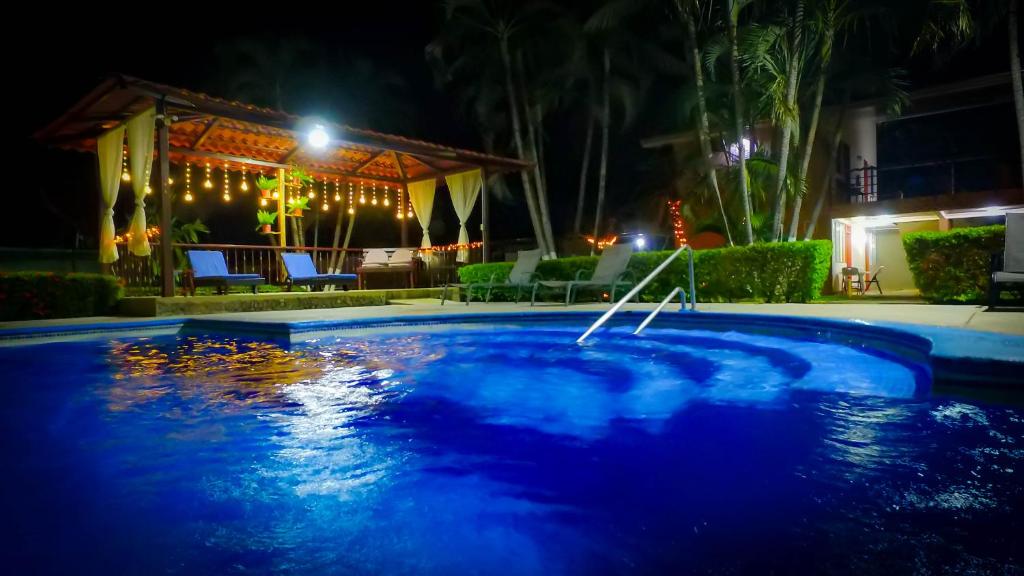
97, 126, 126, 264
445, 170, 482, 262
126, 107, 155, 256
407, 178, 437, 248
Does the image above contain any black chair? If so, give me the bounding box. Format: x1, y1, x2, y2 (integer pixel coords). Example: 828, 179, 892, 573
863, 266, 885, 295
841, 267, 863, 294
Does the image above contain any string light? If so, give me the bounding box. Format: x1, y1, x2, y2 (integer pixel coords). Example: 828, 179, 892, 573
260, 197, 268, 207
397, 185, 404, 219
322, 200, 329, 211
383, 185, 391, 207
183, 162, 193, 202
668, 200, 687, 248
222, 163, 231, 202
240, 165, 249, 192
358, 181, 366, 205
121, 143, 131, 182
347, 181, 355, 215
371, 183, 378, 206
144, 164, 153, 195
333, 178, 341, 202
203, 163, 213, 189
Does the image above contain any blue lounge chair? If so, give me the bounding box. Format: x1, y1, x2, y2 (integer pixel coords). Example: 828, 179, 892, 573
282, 252, 357, 291
186, 250, 265, 295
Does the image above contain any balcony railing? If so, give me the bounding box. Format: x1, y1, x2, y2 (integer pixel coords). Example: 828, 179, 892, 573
846, 156, 1013, 203
112, 242, 482, 293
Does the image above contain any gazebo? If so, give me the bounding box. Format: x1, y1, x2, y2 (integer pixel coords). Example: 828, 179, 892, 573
36, 74, 530, 296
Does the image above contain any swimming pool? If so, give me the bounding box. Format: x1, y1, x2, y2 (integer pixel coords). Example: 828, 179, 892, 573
2, 316, 1021, 574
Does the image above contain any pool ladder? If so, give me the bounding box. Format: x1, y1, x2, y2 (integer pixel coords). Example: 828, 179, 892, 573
577, 245, 696, 343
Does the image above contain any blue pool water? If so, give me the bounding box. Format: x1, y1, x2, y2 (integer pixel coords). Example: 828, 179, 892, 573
1, 321, 1021, 574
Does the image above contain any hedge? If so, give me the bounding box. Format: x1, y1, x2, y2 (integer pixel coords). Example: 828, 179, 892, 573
458, 240, 832, 303
0, 272, 122, 321
903, 225, 1005, 303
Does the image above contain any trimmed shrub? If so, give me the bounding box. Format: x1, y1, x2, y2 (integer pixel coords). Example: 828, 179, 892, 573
0, 272, 122, 321
458, 240, 832, 303
903, 225, 1005, 303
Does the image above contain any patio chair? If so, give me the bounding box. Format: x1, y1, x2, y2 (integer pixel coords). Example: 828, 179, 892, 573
185, 250, 265, 295
440, 248, 543, 305
357, 248, 418, 289
989, 211, 1024, 308
841, 267, 863, 294
532, 244, 635, 306
864, 266, 885, 295
281, 252, 357, 291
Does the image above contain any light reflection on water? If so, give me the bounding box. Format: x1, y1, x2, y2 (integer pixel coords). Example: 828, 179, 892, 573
1, 324, 1021, 575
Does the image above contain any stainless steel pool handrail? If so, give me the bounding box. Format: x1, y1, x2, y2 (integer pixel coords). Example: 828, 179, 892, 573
576, 245, 696, 343
633, 286, 688, 335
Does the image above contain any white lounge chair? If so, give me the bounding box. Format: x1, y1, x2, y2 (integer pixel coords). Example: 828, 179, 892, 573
990, 211, 1024, 308
532, 244, 635, 306
441, 248, 543, 305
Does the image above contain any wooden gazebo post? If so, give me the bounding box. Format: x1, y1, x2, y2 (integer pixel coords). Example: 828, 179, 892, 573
157, 98, 174, 298
480, 166, 490, 263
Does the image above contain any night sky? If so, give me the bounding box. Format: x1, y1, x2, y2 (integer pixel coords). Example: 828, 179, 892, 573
7, 3, 1017, 252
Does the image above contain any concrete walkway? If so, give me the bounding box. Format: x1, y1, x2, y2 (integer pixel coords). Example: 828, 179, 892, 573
3, 299, 1021, 336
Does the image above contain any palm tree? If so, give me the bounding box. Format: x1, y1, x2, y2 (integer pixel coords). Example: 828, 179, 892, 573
787, 0, 846, 241
725, 0, 755, 244
431, 0, 553, 257
676, 0, 734, 246
770, 0, 805, 242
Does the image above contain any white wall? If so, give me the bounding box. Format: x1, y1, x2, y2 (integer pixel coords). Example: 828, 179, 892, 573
844, 106, 878, 169
872, 228, 915, 291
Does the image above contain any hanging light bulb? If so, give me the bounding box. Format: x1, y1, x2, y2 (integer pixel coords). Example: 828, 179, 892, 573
333, 178, 341, 202
272, 190, 280, 199
358, 182, 366, 205
371, 183, 378, 206
184, 162, 193, 202
407, 208, 414, 218
145, 184, 152, 195
347, 181, 355, 214
260, 197, 268, 207
222, 163, 231, 202
168, 176, 174, 185
121, 144, 131, 182
203, 163, 213, 189
240, 165, 249, 192
322, 200, 329, 211
383, 185, 391, 207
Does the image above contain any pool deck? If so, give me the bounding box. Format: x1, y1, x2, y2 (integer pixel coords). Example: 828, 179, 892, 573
2, 299, 1021, 337
2, 300, 1022, 386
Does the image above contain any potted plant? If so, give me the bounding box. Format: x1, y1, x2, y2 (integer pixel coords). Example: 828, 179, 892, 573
255, 175, 278, 199
286, 197, 310, 218
255, 210, 277, 234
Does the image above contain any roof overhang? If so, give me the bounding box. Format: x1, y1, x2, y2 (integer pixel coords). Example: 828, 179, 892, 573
35, 74, 531, 184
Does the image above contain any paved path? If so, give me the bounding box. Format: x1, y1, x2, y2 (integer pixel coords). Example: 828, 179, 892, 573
3, 300, 1021, 336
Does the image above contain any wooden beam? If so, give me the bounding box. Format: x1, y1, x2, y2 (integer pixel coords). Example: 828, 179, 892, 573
393, 151, 408, 181
167, 146, 406, 184
352, 150, 389, 173
408, 154, 445, 173
191, 117, 221, 150
157, 99, 174, 298
280, 146, 301, 163
480, 167, 490, 263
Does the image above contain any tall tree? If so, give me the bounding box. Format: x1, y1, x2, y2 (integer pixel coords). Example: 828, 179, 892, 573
725, 0, 755, 244
788, 0, 845, 241
430, 0, 553, 256
677, 0, 734, 246
770, 0, 806, 241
